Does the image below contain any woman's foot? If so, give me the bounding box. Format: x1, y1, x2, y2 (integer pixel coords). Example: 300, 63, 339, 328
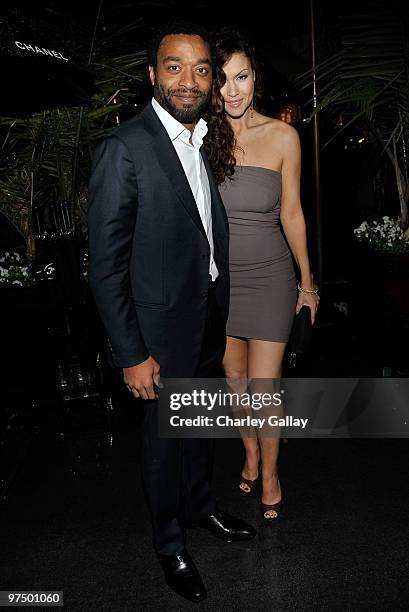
261, 473, 282, 519
239, 447, 260, 494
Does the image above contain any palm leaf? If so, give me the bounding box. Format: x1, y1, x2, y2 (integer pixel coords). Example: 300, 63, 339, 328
298, 2, 409, 230
0, 15, 148, 240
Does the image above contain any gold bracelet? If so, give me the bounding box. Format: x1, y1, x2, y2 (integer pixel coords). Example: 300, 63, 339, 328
297, 282, 319, 295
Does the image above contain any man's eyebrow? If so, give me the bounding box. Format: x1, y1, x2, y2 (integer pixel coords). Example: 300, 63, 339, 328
162, 55, 211, 65
162, 55, 181, 63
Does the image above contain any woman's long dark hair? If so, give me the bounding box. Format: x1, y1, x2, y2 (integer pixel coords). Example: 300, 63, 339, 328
204, 28, 263, 185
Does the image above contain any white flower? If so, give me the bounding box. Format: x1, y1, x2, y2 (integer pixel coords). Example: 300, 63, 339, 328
12, 280, 22, 286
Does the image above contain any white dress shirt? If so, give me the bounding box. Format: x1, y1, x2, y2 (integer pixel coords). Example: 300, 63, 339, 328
151, 97, 219, 281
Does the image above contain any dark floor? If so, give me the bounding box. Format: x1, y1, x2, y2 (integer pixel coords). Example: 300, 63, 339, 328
1, 390, 409, 611
1, 301, 409, 611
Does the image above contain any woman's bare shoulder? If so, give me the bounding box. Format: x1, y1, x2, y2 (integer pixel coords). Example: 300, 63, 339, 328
254, 114, 299, 145
265, 117, 299, 141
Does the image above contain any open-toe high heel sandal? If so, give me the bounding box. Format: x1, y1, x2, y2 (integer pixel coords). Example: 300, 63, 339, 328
239, 466, 261, 496
261, 498, 283, 522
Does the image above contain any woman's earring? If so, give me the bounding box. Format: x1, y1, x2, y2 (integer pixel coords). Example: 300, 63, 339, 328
250, 103, 254, 119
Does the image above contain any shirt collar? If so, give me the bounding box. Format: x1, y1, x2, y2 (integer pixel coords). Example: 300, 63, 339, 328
151, 97, 208, 145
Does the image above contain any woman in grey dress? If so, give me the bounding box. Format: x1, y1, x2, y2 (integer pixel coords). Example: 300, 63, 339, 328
205, 29, 319, 521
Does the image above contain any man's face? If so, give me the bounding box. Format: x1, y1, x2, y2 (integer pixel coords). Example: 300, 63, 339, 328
149, 34, 212, 126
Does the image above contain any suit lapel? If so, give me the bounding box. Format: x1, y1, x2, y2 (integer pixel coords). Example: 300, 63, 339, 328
142, 102, 229, 248
142, 103, 207, 239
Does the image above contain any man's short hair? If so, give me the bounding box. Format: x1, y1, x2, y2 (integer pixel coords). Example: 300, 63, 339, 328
148, 20, 214, 70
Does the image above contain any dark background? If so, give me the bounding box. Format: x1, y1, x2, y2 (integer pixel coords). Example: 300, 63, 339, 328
1, 4, 409, 609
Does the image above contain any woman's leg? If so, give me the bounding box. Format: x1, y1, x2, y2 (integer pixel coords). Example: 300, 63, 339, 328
247, 340, 286, 517
223, 336, 260, 491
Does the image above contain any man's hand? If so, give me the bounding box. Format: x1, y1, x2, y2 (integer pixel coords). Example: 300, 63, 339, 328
123, 356, 161, 400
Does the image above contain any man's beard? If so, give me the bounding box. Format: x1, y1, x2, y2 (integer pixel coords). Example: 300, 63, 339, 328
154, 80, 210, 124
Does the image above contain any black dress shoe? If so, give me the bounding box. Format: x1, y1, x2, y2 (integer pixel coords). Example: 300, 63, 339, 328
158, 549, 207, 603
194, 509, 256, 542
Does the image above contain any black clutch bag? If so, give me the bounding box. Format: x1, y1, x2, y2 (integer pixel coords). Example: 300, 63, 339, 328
287, 305, 313, 367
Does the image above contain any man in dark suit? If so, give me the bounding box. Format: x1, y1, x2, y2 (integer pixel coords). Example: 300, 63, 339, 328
87, 21, 255, 604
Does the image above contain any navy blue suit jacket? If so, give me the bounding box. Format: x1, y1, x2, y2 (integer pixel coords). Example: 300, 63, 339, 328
87, 102, 229, 377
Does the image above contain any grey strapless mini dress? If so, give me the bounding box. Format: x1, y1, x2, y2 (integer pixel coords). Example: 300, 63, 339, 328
219, 165, 297, 342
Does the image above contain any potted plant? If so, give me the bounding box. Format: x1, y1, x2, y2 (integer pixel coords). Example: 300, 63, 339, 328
299, 3, 409, 364
0, 17, 148, 251
302, 3, 409, 244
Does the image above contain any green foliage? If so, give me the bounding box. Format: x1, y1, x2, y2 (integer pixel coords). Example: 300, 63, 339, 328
0, 250, 32, 287
354, 216, 409, 255
299, 2, 409, 234
0, 18, 148, 237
